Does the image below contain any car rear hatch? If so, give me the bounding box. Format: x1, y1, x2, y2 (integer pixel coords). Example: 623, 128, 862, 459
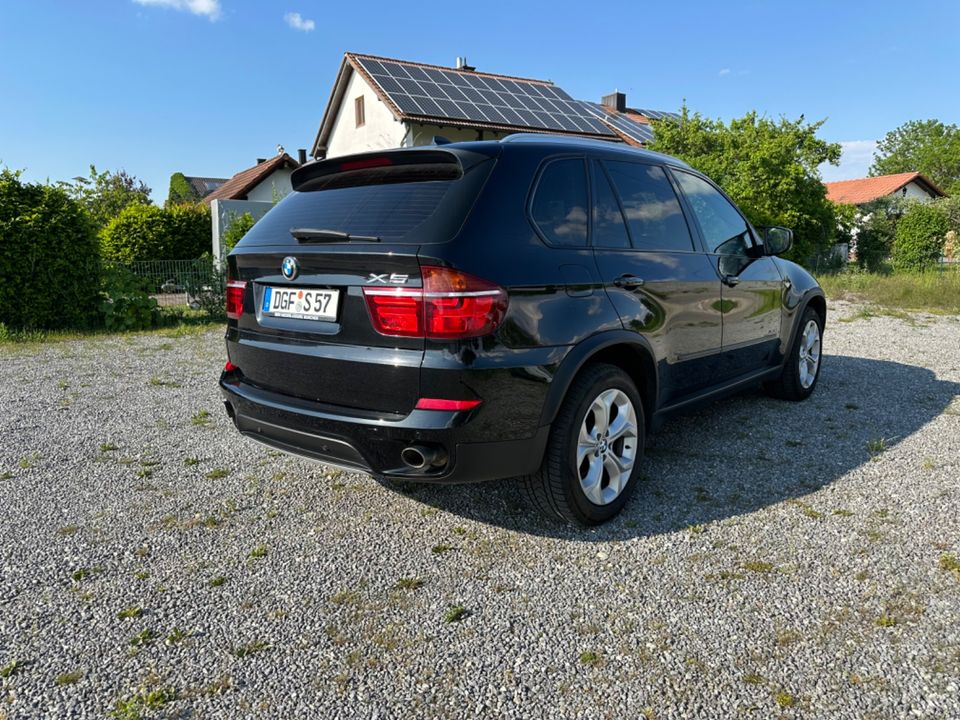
225, 146, 497, 416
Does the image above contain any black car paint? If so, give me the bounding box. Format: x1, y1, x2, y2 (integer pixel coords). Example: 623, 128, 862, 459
220, 136, 825, 483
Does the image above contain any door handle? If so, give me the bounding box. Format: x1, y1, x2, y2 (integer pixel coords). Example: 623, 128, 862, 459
722, 275, 741, 287
614, 274, 645, 288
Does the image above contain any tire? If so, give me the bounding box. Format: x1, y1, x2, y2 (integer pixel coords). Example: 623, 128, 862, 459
764, 306, 823, 401
523, 363, 645, 526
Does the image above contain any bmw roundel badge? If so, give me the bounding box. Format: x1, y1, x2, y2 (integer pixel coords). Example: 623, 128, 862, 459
281, 256, 299, 280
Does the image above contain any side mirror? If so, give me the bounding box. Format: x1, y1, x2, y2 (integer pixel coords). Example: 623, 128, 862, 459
762, 226, 793, 256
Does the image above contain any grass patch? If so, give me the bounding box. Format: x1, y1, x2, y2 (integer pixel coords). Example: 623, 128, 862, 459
443, 605, 469, 623
774, 691, 797, 708
231, 640, 269, 658
431, 543, 454, 555
866, 437, 887, 456
110, 686, 177, 719
55, 671, 83, 686
832, 508, 855, 517
578, 650, 601, 667
57, 524, 81, 536
0, 659, 25, 678
0, 470, 12, 481
99, 443, 119, 452
742, 672, 765, 685
204, 468, 229, 480
191, 409, 212, 427
742, 560, 774, 574
394, 577, 424, 590
248, 545, 267, 559
183, 456, 199, 466
817, 269, 960, 314
129, 629, 157, 648
165, 628, 189, 645
117, 606, 142, 620
209, 575, 227, 588
148, 376, 180, 388
939, 553, 960, 580
875, 614, 897, 628
18, 452, 40, 469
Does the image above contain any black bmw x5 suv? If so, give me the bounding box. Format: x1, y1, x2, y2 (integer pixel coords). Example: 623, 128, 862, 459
220, 134, 825, 525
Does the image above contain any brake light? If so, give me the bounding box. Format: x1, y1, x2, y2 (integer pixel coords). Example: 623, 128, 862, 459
415, 398, 483, 411
340, 156, 393, 171
362, 266, 507, 340
226, 280, 247, 320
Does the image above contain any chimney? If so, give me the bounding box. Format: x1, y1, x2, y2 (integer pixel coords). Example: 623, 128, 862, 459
455, 56, 476, 72
297, 148, 307, 165
601, 91, 626, 113
256, 158, 266, 165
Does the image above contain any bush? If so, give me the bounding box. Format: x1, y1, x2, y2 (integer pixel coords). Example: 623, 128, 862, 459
893, 202, 948, 270
853, 199, 900, 272
101, 203, 211, 262
222, 212, 257, 251
183, 254, 226, 319
99, 263, 161, 331
0, 170, 101, 330
167, 172, 200, 206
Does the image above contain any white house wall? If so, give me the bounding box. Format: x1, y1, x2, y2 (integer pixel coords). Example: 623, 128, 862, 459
403, 124, 509, 146
899, 180, 937, 201
246, 168, 293, 203
326, 70, 407, 158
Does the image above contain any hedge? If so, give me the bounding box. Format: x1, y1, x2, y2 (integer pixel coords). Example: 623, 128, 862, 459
0, 170, 101, 329
100, 203, 211, 262
893, 203, 949, 271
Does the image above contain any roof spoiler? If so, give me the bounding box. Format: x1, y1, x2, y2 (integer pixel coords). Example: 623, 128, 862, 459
291, 149, 464, 192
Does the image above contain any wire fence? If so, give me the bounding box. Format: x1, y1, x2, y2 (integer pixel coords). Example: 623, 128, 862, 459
126, 259, 224, 308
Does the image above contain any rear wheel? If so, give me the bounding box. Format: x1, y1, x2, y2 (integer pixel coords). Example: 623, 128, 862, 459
524, 364, 644, 525
764, 306, 823, 401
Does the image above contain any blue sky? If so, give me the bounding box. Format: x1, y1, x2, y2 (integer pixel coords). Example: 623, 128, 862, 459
2, 0, 958, 200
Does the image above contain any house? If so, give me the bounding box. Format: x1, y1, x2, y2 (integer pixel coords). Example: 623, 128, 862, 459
183, 175, 228, 200
203, 151, 302, 205
310, 52, 677, 160
825, 172, 946, 206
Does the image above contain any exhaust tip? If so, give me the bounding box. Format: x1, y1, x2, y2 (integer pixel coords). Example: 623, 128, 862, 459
401, 447, 428, 469
401, 445, 447, 470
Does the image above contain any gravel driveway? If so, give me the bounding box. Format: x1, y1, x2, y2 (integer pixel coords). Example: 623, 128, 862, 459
1, 302, 959, 719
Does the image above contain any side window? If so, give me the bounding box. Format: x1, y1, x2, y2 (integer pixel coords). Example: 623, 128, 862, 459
531, 158, 588, 247
673, 171, 752, 255
604, 161, 694, 252
591, 162, 630, 248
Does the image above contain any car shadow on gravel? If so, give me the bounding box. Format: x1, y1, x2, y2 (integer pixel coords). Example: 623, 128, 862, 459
383, 355, 960, 540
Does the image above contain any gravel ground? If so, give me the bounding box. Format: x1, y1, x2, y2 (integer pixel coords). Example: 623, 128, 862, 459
1, 301, 959, 719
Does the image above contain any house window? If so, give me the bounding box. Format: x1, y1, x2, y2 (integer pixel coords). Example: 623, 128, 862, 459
355, 96, 365, 128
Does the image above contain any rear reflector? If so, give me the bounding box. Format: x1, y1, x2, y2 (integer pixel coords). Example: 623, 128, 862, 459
363, 266, 507, 340
415, 398, 483, 411
224, 361, 239, 373
226, 280, 247, 320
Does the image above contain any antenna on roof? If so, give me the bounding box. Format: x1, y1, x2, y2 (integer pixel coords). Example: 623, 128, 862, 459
277, 144, 285, 155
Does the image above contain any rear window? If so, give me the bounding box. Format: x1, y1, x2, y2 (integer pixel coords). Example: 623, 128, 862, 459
238, 154, 495, 246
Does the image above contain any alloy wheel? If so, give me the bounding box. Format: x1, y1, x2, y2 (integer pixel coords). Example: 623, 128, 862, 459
575, 388, 639, 505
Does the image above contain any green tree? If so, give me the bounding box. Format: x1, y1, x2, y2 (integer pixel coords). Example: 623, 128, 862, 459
222, 212, 257, 251
167, 172, 200, 206
649, 107, 842, 262
62, 165, 152, 230
870, 119, 960, 195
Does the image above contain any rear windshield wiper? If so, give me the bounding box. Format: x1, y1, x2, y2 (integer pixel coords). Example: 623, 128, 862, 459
289, 227, 381, 243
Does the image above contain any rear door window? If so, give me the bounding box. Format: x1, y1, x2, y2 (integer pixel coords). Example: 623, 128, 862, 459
531, 158, 588, 247
591, 162, 631, 249
604, 161, 694, 252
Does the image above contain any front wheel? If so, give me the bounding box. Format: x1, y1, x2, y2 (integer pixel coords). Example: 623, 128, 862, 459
764, 306, 823, 401
523, 364, 644, 525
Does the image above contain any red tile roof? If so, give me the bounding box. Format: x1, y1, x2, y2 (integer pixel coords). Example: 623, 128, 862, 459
824, 172, 945, 205
204, 153, 299, 205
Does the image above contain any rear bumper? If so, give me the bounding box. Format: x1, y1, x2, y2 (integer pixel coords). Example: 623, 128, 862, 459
219, 373, 550, 484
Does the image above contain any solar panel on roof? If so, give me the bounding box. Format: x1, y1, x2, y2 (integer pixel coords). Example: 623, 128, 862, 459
355, 56, 617, 137
633, 108, 680, 121
581, 102, 655, 144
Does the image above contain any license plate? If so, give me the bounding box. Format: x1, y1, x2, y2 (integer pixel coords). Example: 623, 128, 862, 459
261, 286, 339, 321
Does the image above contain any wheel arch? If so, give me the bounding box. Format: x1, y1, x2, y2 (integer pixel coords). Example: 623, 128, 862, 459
539, 332, 658, 430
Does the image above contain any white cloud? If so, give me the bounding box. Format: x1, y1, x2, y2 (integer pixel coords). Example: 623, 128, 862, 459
133, 0, 222, 20
284, 11, 315, 31
819, 140, 878, 182
718, 68, 731, 76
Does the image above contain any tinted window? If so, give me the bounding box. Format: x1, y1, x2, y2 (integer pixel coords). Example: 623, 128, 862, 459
591, 163, 630, 248
531, 159, 588, 247
240, 158, 494, 245
673, 171, 753, 255
604, 162, 693, 252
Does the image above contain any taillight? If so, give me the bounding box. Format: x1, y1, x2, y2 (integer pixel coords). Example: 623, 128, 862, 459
363, 266, 507, 340
226, 280, 247, 320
